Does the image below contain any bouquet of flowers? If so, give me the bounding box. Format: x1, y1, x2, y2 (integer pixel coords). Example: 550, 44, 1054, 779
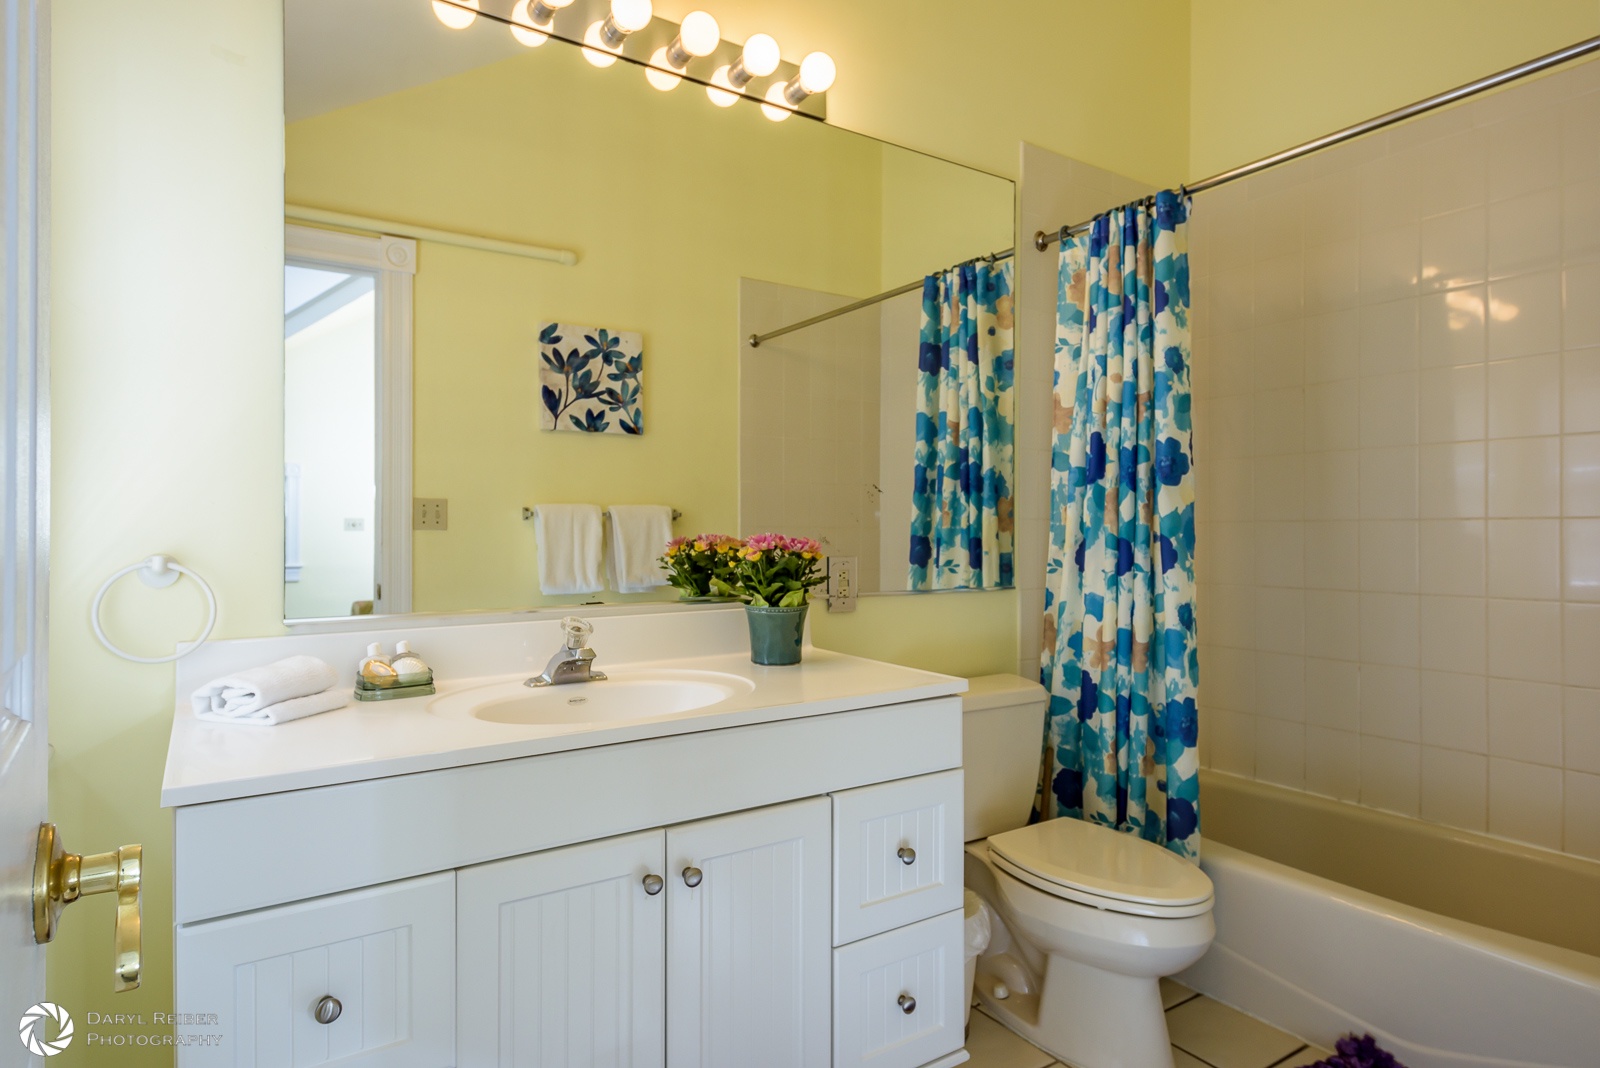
730, 534, 826, 608
659, 534, 744, 599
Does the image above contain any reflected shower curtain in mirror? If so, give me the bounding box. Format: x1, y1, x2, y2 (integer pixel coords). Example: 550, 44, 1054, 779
1040, 191, 1199, 859
908, 258, 1015, 590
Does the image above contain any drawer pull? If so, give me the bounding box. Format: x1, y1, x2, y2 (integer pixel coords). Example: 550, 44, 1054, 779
642, 873, 664, 896
682, 866, 703, 888
897, 993, 916, 1015
313, 996, 342, 1025
897, 845, 916, 865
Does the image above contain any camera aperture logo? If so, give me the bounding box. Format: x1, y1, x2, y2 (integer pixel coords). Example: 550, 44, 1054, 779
18, 1002, 73, 1056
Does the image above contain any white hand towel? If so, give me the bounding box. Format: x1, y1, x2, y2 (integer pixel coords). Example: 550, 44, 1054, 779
606, 505, 674, 593
535, 504, 605, 595
195, 687, 348, 727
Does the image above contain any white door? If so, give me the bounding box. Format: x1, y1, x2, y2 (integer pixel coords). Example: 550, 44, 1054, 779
1, 0, 51, 1053
665, 799, 831, 1068
457, 830, 668, 1068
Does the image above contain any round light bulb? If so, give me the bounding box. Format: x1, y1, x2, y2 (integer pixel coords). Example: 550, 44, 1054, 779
706, 65, 739, 107
509, 0, 549, 46
431, 0, 479, 30
798, 51, 836, 93
761, 82, 794, 122
609, 0, 653, 33
678, 11, 721, 58
645, 47, 683, 90
741, 33, 780, 77
582, 21, 621, 66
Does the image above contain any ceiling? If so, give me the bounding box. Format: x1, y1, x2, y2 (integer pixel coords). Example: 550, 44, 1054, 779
285, 0, 533, 122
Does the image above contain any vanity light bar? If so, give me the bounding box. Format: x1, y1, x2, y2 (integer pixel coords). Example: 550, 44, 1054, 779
425, 0, 832, 119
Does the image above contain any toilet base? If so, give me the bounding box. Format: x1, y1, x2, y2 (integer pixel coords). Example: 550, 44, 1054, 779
974, 951, 1176, 1068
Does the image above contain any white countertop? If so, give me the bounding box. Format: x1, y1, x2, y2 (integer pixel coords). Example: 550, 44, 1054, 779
162, 646, 965, 807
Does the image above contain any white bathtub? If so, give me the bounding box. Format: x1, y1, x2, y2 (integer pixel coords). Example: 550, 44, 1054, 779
1179, 774, 1600, 1068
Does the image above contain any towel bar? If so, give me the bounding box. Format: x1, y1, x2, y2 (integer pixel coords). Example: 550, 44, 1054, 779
523, 507, 682, 522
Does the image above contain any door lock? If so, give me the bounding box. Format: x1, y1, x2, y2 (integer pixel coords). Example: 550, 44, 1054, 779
32, 823, 142, 992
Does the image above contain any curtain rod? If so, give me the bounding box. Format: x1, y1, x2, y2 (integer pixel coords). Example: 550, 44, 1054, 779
286, 205, 579, 266
747, 247, 1014, 349
1034, 32, 1600, 252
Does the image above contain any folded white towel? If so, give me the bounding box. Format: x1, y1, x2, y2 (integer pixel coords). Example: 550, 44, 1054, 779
190, 655, 341, 725
607, 504, 673, 593
535, 504, 605, 595
195, 687, 348, 727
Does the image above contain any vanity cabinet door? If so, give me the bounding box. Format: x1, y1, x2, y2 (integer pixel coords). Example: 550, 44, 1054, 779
173, 872, 455, 1068
456, 829, 667, 1068
665, 798, 831, 1068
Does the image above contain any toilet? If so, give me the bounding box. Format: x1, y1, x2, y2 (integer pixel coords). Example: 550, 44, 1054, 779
962, 675, 1216, 1068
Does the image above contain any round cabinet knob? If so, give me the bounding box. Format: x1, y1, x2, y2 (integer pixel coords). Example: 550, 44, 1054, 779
897, 845, 916, 865
682, 866, 704, 888
314, 996, 342, 1025
642, 874, 664, 896
897, 993, 916, 1015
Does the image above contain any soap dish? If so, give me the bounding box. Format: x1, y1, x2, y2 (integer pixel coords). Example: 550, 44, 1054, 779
354, 679, 436, 701
355, 669, 435, 701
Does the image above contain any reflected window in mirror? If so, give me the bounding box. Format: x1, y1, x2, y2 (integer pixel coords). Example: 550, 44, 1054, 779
283, 225, 415, 620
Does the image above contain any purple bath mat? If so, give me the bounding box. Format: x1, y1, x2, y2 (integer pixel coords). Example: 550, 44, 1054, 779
1307, 1033, 1408, 1068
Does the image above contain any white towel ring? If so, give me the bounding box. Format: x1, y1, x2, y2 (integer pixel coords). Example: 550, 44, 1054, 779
91, 554, 218, 664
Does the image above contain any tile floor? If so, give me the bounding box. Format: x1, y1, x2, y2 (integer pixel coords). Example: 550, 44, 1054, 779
964, 980, 1333, 1068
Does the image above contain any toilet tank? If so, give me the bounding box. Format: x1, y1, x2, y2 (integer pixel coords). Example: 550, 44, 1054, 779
962, 673, 1050, 842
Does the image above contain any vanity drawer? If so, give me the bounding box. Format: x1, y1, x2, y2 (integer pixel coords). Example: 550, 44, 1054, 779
832, 770, 963, 945
174, 873, 455, 1067
832, 909, 965, 1068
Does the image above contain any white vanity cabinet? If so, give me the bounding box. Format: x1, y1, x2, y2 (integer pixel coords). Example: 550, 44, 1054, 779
456, 831, 667, 1068
455, 800, 832, 1068
169, 686, 969, 1068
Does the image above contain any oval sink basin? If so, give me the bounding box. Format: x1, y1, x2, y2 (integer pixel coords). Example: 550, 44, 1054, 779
431, 670, 755, 727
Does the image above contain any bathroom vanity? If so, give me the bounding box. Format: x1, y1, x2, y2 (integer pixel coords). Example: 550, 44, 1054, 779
162, 608, 970, 1068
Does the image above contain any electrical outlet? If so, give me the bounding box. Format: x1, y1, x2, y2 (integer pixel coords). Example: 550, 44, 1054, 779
414, 498, 448, 530
826, 555, 857, 613
343, 517, 365, 532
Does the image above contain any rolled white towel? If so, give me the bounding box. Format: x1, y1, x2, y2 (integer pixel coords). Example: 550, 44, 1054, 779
194, 687, 348, 727
191, 655, 340, 723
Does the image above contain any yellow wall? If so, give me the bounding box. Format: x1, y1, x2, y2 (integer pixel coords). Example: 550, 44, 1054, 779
652, 0, 1193, 187
877, 146, 1015, 290
1188, 0, 1600, 177
49, 0, 285, 1051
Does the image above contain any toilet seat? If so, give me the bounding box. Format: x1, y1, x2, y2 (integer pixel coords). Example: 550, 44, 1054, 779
987, 818, 1214, 919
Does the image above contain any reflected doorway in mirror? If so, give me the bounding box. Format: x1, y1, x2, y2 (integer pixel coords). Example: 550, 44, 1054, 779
538, 322, 645, 435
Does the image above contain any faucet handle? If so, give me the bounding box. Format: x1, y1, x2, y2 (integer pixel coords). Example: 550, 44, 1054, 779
560, 616, 593, 649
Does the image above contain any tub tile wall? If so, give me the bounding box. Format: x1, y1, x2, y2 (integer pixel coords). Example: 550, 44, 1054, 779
739, 278, 881, 582
1192, 58, 1600, 861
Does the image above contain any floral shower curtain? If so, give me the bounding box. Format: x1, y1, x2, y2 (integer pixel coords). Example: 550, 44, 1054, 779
1040, 190, 1200, 859
909, 258, 1015, 590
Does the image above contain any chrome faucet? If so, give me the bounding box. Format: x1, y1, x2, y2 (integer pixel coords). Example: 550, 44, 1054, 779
526, 616, 608, 687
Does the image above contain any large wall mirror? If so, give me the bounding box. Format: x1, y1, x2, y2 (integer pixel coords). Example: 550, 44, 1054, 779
282, 0, 1015, 622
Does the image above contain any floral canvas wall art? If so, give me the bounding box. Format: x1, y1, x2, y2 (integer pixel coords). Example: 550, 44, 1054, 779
538, 322, 644, 435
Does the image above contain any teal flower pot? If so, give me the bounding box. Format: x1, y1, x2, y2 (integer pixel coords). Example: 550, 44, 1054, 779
745, 604, 808, 666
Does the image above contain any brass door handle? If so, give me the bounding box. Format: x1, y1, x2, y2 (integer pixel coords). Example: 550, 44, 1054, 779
33, 823, 142, 992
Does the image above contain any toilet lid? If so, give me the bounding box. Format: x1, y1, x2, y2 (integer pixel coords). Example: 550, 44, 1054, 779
987, 818, 1213, 909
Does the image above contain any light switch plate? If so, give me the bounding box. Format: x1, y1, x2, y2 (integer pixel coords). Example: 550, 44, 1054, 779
343, 517, 365, 532
414, 498, 448, 530
826, 556, 857, 613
